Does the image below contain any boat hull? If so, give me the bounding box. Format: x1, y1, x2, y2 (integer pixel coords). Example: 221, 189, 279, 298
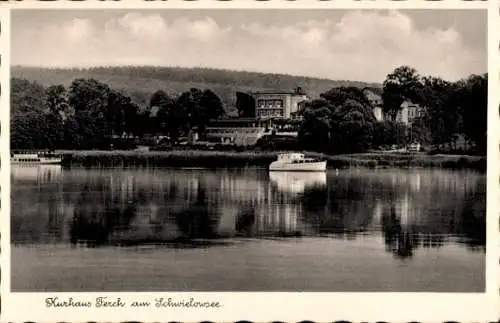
39, 159, 62, 165
269, 161, 327, 172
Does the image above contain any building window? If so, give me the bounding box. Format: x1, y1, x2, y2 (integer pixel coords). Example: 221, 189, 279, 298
257, 108, 283, 118
257, 99, 284, 108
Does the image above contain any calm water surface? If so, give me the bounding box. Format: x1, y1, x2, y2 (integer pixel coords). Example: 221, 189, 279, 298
11, 166, 486, 292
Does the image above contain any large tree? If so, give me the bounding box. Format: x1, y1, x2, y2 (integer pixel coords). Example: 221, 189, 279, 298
68, 78, 111, 115
67, 78, 113, 147
298, 99, 332, 152
200, 89, 225, 120
459, 74, 487, 154
235, 92, 256, 118
11, 112, 63, 150
176, 88, 225, 138
416, 74, 486, 152
150, 90, 179, 138
299, 87, 377, 153
321, 86, 374, 112
11, 78, 45, 115
418, 76, 457, 149
382, 66, 423, 120
44, 85, 70, 117
329, 99, 376, 153
372, 120, 408, 148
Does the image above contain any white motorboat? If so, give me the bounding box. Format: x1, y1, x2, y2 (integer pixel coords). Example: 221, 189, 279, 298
11, 152, 62, 165
269, 153, 327, 172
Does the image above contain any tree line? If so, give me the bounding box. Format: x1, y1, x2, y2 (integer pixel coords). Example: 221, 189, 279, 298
11, 65, 487, 155
298, 66, 487, 155
11, 78, 225, 150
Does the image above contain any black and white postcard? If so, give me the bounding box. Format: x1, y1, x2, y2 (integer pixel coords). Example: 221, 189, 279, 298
0, 1, 498, 322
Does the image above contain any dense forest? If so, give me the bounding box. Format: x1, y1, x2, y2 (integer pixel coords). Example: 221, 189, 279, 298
10, 65, 487, 155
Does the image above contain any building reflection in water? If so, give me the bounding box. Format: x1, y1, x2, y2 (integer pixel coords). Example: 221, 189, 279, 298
11, 165, 63, 184
11, 168, 486, 255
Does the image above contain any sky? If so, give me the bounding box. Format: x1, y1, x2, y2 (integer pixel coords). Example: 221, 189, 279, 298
11, 9, 486, 83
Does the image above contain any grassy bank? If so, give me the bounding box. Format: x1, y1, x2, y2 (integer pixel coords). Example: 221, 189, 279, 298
59, 150, 277, 168
57, 150, 486, 172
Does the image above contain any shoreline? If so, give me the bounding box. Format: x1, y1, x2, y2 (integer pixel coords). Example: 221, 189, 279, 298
54, 149, 486, 172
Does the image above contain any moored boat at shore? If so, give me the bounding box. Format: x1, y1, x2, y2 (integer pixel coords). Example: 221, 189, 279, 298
11, 152, 62, 165
269, 153, 327, 172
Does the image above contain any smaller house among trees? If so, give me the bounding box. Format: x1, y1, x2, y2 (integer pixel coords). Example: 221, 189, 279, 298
363, 87, 423, 125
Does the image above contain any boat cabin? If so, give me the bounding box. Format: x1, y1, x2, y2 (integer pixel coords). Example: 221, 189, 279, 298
277, 153, 305, 161
275, 153, 325, 164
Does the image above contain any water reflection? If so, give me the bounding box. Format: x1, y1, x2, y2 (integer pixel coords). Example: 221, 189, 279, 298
382, 206, 416, 259
269, 171, 327, 194
11, 167, 486, 256
11, 165, 62, 183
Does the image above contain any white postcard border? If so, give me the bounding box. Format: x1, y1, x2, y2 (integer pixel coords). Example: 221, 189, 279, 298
0, 1, 498, 322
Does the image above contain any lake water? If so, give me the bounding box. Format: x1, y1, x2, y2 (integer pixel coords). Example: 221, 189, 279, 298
11, 166, 486, 292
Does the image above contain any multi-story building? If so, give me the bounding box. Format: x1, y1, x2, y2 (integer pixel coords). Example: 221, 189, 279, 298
203, 88, 309, 146
252, 87, 309, 120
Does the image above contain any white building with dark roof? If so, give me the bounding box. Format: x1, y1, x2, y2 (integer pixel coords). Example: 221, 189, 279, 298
252, 87, 309, 120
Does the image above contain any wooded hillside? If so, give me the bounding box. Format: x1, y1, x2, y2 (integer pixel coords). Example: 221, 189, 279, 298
11, 65, 379, 113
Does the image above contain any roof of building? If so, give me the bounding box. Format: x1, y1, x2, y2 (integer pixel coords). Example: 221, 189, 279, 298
252, 90, 308, 96
401, 101, 422, 108
208, 117, 263, 124
362, 87, 384, 96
